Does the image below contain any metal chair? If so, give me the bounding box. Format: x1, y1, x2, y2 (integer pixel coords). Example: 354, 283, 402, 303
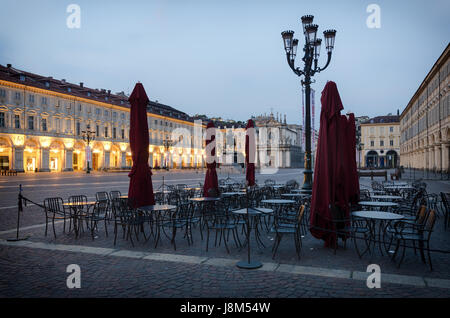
271, 205, 305, 260
43, 197, 69, 238
391, 209, 437, 271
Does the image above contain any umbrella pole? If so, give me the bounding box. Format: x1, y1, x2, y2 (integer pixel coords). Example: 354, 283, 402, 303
236, 184, 262, 269
7, 185, 29, 242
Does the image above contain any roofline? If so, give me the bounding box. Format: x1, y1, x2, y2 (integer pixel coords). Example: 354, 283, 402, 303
400, 43, 450, 119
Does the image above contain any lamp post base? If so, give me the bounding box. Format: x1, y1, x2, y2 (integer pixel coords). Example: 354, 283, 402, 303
236, 260, 263, 270
302, 169, 313, 190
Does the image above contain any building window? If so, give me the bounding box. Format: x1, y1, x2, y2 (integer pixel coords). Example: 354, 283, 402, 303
104, 126, 108, 138
76, 122, 81, 136
78, 104, 82, 112
389, 126, 394, 132
15, 92, 21, 100
96, 108, 100, 115
104, 110, 109, 117
41, 97, 47, 106
28, 116, 34, 130
370, 140, 374, 147
42, 118, 47, 132
113, 127, 116, 139
380, 140, 384, 147
96, 125, 100, 137
0, 89, 6, 98
390, 139, 394, 146
28, 94, 35, 104
121, 129, 125, 139
0, 113, 5, 127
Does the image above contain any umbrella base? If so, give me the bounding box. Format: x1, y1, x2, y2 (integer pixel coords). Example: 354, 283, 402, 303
236, 260, 263, 269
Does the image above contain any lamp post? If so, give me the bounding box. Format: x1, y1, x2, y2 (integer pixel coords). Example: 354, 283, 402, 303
282, 15, 336, 190
358, 143, 364, 169
82, 124, 95, 174
162, 131, 173, 171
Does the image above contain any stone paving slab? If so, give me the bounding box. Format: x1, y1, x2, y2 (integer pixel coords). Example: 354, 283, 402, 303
1, 243, 449, 298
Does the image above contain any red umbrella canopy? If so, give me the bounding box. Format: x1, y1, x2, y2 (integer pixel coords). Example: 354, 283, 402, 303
346, 113, 360, 204
309, 81, 348, 248
127, 83, 155, 208
245, 119, 256, 186
203, 121, 219, 197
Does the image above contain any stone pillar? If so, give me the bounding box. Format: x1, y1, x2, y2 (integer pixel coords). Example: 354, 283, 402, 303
178, 155, 182, 168
40, 148, 50, 172
64, 149, 73, 171
121, 151, 127, 168
104, 151, 110, 169
442, 143, 449, 173
148, 152, 153, 168
13, 147, 24, 172
435, 146, 441, 173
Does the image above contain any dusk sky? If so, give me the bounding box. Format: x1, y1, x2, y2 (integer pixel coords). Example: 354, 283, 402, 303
1, 0, 449, 128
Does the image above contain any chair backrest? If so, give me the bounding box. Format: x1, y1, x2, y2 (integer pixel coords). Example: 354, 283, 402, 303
68, 195, 87, 205
297, 205, 305, 224
96, 191, 110, 202
440, 192, 449, 211
424, 209, 436, 233
109, 191, 121, 200
415, 205, 428, 225
44, 197, 64, 214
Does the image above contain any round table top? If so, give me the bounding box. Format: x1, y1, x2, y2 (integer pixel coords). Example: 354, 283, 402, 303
189, 197, 221, 202
384, 185, 413, 190
183, 187, 202, 191
155, 190, 172, 194
63, 201, 97, 206
358, 201, 398, 207
138, 204, 177, 212
231, 207, 274, 215
352, 211, 404, 220
370, 195, 403, 200
281, 193, 309, 197
261, 199, 296, 205
221, 192, 246, 196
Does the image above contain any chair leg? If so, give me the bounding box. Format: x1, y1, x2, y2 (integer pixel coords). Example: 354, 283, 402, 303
426, 241, 433, 271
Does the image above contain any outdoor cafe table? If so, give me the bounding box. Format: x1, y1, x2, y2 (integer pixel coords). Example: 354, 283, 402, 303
352, 211, 404, 257
281, 193, 310, 198
221, 192, 246, 196
358, 201, 398, 210
231, 208, 273, 249
370, 195, 403, 201
137, 204, 177, 245
63, 201, 97, 238
384, 185, 414, 191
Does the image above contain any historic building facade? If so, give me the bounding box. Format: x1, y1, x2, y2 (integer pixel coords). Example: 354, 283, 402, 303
360, 115, 400, 168
0, 64, 205, 172
399, 44, 450, 173
212, 113, 304, 169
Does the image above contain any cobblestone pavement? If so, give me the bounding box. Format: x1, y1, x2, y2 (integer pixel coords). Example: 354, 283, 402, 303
0, 169, 449, 298
0, 244, 449, 298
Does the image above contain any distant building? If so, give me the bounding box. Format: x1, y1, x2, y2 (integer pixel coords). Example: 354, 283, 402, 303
360, 115, 400, 168
211, 112, 304, 168
399, 43, 450, 173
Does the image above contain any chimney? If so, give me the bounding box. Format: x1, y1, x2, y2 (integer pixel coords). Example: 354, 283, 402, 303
107, 90, 111, 95
61, 79, 66, 83
79, 82, 84, 88
397, 109, 399, 116
7, 64, 11, 68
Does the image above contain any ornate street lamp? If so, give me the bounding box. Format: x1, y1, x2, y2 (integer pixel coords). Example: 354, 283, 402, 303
82, 124, 95, 174
162, 131, 173, 171
281, 15, 336, 190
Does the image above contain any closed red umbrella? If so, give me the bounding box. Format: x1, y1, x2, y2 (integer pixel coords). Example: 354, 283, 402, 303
203, 121, 219, 197
309, 81, 347, 248
128, 83, 155, 208
245, 119, 256, 187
